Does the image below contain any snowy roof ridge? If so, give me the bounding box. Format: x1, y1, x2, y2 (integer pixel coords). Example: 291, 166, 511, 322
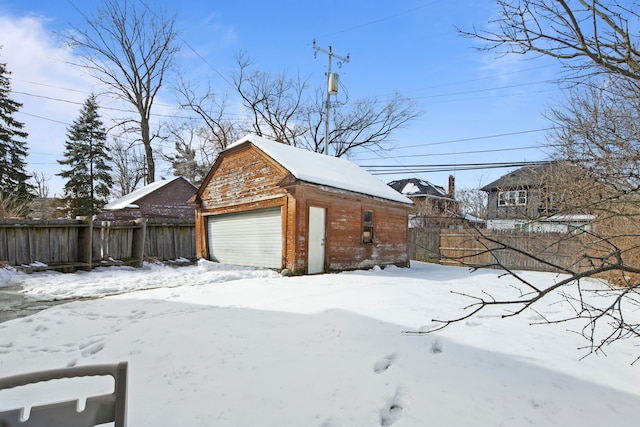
104, 177, 187, 210
227, 134, 412, 204
387, 178, 452, 199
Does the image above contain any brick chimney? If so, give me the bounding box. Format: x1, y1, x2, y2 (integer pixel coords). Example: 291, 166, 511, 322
448, 175, 455, 198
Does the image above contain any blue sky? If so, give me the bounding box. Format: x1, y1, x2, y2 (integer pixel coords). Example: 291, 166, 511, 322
0, 0, 564, 196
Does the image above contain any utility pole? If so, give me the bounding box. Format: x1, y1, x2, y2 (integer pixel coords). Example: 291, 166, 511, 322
313, 40, 349, 155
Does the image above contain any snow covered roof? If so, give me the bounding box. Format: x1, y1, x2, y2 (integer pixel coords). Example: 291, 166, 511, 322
226, 134, 412, 204
104, 177, 190, 210
387, 178, 452, 200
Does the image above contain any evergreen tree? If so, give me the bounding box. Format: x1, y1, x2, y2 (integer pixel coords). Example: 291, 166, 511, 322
57, 94, 113, 217
166, 140, 207, 186
0, 53, 32, 214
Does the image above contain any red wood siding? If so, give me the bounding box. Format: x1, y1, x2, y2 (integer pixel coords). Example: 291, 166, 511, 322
201, 145, 289, 210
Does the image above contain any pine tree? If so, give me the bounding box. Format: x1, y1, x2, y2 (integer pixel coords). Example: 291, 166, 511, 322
166, 140, 207, 186
57, 94, 113, 217
0, 54, 32, 215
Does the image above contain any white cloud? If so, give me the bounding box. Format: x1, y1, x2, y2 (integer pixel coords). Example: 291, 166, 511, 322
1, 15, 99, 196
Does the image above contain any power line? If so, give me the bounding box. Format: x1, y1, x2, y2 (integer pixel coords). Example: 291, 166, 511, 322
412, 79, 559, 100
364, 160, 549, 175
364, 145, 550, 161
17, 111, 70, 126
356, 129, 554, 163
400, 128, 553, 149
313, 0, 441, 39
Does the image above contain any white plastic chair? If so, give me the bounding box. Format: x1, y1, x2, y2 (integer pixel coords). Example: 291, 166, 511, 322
0, 362, 127, 427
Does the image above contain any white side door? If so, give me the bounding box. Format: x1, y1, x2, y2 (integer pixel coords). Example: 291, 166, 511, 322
307, 206, 326, 274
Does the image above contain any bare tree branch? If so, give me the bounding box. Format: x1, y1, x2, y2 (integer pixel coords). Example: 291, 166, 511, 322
460, 1, 640, 82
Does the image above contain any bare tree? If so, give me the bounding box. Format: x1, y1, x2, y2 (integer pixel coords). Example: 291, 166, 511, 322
549, 76, 640, 198
30, 171, 50, 198
456, 187, 488, 220
414, 2, 640, 361
65, 0, 180, 183
108, 138, 146, 197
175, 76, 243, 157
177, 53, 421, 160
311, 91, 421, 158
233, 54, 309, 147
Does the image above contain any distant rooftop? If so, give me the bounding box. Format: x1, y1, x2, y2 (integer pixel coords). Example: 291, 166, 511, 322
481, 162, 557, 191
104, 177, 195, 210
387, 178, 453, 200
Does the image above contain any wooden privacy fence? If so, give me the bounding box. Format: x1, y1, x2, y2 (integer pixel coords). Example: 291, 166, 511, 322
410, 227, 595, 273
408, 225, 441, 263
144, 218, 196, 262
0, 218, 195, 272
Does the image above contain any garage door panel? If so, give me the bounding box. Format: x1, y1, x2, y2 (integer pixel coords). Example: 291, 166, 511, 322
207, 208, 282, 268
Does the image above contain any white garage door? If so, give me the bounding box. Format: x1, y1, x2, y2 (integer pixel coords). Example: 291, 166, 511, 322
207, 207, 282, 268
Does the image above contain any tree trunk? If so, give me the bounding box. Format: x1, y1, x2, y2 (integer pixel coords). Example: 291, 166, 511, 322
141, 117, 155, 183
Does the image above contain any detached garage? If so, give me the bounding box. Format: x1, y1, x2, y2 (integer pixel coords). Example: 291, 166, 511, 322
191, 134, 413, 274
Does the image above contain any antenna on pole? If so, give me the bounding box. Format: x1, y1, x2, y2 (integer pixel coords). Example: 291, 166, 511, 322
313, 40, 349, 155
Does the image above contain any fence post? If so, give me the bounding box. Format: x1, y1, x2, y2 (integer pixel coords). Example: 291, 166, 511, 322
76, 217, 93, 271
131, 218, 147, 267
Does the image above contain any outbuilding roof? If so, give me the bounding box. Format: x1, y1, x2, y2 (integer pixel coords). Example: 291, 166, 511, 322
226, 134, 412, 204
387, 178, 453, 200
104, 177, 195, 210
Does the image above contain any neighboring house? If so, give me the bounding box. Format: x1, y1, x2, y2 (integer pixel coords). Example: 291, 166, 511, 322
99, 177, 197, 220
388, 176, 457, 213
388, 176, 458, 227
29, 197, 65, 219
481, 162, 594, 232
191, 134, 413, 274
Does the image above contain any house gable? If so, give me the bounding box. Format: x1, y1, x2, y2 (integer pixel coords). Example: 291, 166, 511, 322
135, 178, 197, 218
100, 177, 197, 220
482, 164, 552, 222
199, 143, 290, 211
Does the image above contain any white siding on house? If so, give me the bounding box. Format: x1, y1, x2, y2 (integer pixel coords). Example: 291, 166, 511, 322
487, 216, 594, 233
486, 219, 523, 231
207, 207, 282, 268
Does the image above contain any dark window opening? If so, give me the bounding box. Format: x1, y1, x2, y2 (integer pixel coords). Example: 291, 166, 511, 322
363, 210, 374, 243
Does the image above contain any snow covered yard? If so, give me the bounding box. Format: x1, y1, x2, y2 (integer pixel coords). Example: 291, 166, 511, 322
0, 261, 638, 426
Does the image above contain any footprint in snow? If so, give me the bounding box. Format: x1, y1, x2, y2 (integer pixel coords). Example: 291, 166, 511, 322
430, 339, 443, 354
373, 353, 397, 374
379, 387, 407, 426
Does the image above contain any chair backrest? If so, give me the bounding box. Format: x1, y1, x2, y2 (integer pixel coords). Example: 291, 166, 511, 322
0, 362, 127, 427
